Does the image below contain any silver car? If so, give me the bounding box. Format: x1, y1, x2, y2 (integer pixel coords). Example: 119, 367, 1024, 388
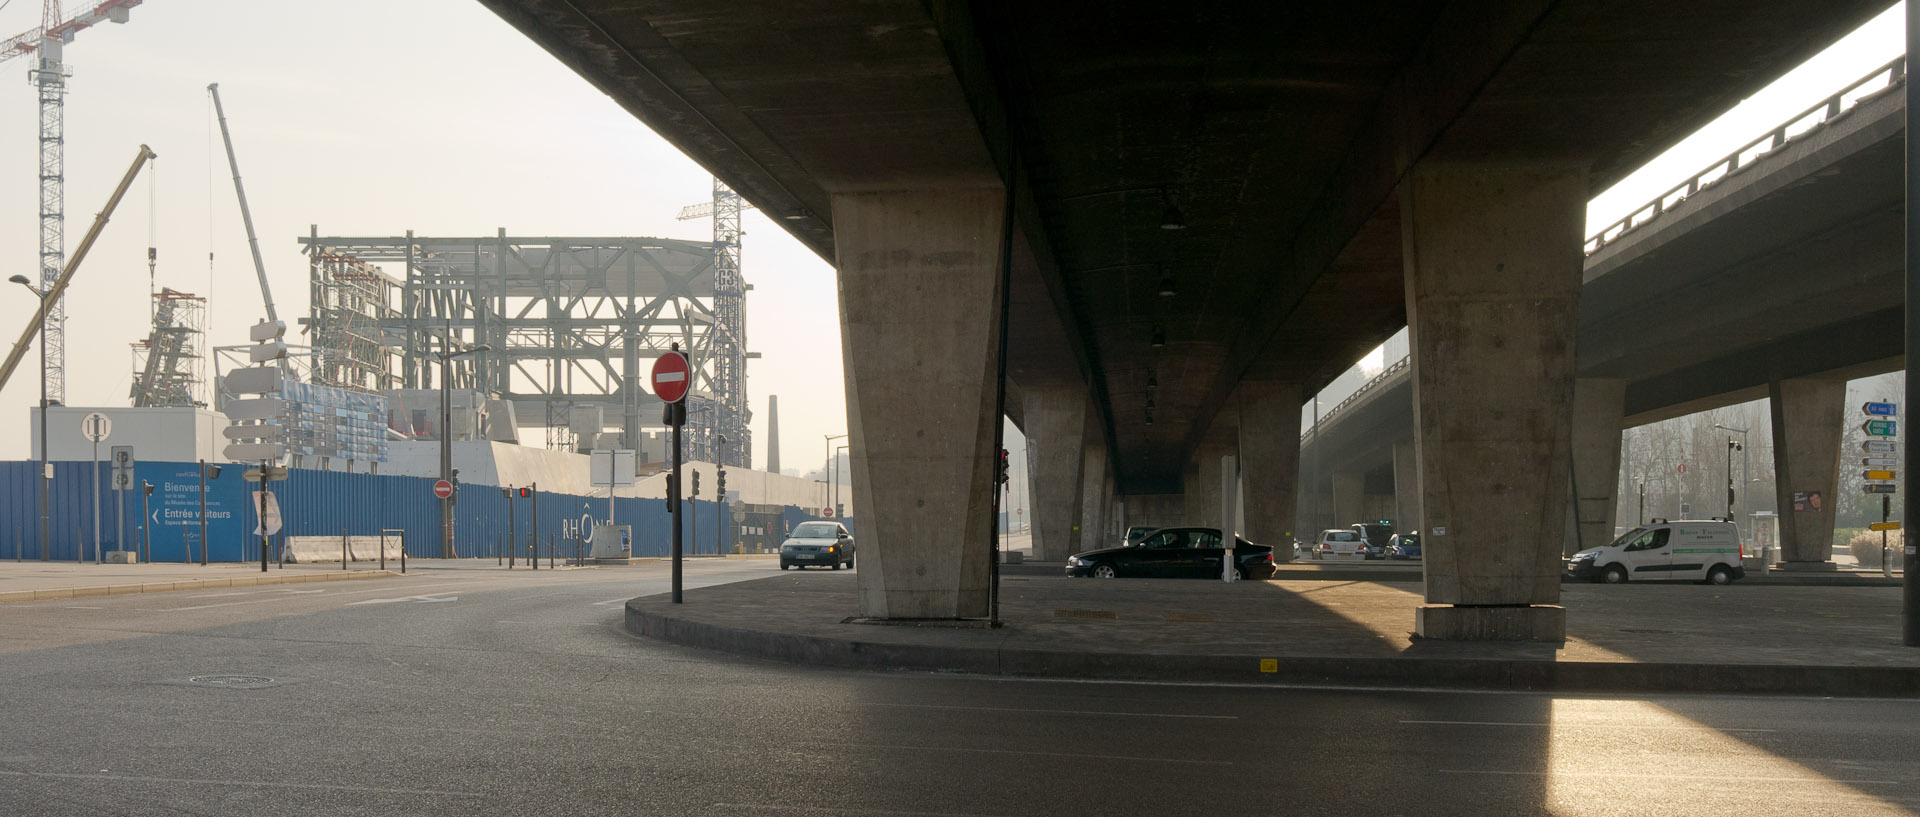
780, 521, 854, 570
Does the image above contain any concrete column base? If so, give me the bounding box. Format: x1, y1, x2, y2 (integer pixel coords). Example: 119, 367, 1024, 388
1776, 561, 1838, 572
1415, 605, 1565, 642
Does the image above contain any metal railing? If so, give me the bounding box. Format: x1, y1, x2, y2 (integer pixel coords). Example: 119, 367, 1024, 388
1302, 354, 1412, 442
1585, 56, 1907, 255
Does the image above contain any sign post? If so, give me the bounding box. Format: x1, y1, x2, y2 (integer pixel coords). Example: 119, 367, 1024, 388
81, 412, 111, 563
653, 345, 690, 603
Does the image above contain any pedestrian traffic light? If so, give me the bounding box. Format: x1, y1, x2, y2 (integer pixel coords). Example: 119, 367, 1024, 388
518, 487, 532, 498
997, 449, 1010, 485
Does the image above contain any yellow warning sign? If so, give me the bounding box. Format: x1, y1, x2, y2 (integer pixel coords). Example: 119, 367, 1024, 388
1259, 658, 1278, 673
1870, 521, 1902, 532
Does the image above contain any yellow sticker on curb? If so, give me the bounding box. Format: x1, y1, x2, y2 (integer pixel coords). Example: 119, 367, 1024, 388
1259, 659, 1277, 673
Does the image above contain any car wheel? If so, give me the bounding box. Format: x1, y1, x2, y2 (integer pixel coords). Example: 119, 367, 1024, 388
1602, 564, 1628, 584
1313, 551, 1323, 561
780, 563, 789, 571
1705, 565, 1734, 586
831, 559, 841, 571
1091, 564, 1118, 579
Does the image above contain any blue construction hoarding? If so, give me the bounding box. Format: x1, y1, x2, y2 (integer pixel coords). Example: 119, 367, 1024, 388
0, 460, 770, 562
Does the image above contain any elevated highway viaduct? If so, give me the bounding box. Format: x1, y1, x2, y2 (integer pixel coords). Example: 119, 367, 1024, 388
1301, 61, 1907, 568
480, 0, 1891, 639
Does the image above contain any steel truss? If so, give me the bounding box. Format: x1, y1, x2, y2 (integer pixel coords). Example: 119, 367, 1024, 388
128, 288, 204, 407
297, 230, 750, 467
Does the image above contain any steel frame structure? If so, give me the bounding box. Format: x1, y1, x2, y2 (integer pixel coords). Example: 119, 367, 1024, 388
128, 287, 204, 407
305, 249, 401, 394
298, 230, 750, 467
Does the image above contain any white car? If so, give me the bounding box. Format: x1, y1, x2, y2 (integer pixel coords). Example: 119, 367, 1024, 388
1314, 529, 1366, 560
780, 521, 855, 570
1565, 519, 1744, 585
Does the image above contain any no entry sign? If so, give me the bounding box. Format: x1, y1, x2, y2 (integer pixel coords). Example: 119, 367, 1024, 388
433, 480, 454, 499
652, 351, 691, 403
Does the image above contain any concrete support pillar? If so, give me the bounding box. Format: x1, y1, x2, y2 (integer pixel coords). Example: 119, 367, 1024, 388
1124, 494, 1184, 531
1078, 428, 1110, 553
1023, 386, 1089, 562
1185, 442, 1234, 528
1769, 377, 1845, 568
834, 189, 1004, 619
1237, 382, 1303, 558
1568, 378, 1627, 557
1331, 471, 1365, 529
1404, 162, 1586, 641
1392, 442, 1420, 537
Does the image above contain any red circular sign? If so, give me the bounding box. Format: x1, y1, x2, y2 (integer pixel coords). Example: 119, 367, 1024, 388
651, 352, 691, 403
822, 507, 834, 518
1678, 464, 1687, 474
433, 480, 454, 499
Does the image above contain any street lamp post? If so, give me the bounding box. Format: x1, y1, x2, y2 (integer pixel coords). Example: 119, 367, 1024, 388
834, 444, 848, 516
824, 433, 846, 514
436, 327, 492, 560
10, 275, 49, 561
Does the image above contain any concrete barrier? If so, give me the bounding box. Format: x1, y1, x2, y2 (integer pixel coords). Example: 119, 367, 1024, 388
284, 534, 405, 564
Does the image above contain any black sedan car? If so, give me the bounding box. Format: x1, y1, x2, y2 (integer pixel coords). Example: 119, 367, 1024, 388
1065, 527, 1276, 580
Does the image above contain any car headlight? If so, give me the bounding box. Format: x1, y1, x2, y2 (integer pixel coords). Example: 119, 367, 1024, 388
1570, 552, 1595, 562
1067, 556, 1088, 567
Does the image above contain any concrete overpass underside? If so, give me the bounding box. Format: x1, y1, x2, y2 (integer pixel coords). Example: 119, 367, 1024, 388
481, 0, 1892, 636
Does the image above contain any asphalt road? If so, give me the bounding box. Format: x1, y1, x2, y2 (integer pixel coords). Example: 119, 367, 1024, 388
1, 559, 1916, 816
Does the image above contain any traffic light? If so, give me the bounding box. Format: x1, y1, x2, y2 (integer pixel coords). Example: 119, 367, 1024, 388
518, 487, 532, 498
997, 449, 1010, 485
665, 474, 677, 511
692, 471, 701, 497
716, 470, 726, 497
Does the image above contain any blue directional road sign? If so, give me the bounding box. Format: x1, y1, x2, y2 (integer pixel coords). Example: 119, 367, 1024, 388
1864, 402, 1898, 416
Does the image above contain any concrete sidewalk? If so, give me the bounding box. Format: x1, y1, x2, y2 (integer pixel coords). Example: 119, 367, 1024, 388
627, 572, 1920, 696
0, 561, 410, 603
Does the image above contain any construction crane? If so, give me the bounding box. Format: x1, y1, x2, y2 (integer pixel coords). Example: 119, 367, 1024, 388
676, 178, 751, 469
1, 0, 147, 404
207, 82, 279, 325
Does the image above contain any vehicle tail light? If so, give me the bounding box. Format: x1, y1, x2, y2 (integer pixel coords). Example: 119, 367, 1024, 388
1262, 553, 1273, 562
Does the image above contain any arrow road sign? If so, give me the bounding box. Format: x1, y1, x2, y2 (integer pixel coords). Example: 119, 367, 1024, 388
1864, 419, 1898, 437
1871, 521, 1903, 532
1865, 484, 1898, 494
1864, 402, 1899, 416
1865, 470, 1898, 480
1865, 440, 1898, 454
1865, 457, 1899, 466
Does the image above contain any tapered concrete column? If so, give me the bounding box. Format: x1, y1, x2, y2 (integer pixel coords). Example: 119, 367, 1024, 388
1185, 442, 1234, 528
1331, 471, 1365, 529
1078, 429, 1110, 553
1404, 163, 1585, 641
1392, 443, 1420, 536
1769, 377, 1845, 567
1023, 386, 1089, 562
1237, 381, 1303, 557
1568, 378, 1627, 556
835, 189, 1004, 619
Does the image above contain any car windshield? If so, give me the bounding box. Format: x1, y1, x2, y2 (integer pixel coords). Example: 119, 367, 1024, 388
1606, 528, 1646, 549
793, 524, 838, 539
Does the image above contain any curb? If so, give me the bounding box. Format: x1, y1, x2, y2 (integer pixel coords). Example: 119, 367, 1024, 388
0, 570, 400, 605
624, 601, 1920, 697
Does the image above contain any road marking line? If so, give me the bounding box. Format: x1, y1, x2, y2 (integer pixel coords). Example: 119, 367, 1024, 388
865, 702, 1235, 720
1438, 768, 1898, 785
139, 580, 469, 612
0, 769, 486, 797
63, 606, 102, 610
592, 597, 630, 606
1403, 719, 1775, 733
714, 804, 1019, 817
345, 595, 458, 606
839, 743, 1232, 766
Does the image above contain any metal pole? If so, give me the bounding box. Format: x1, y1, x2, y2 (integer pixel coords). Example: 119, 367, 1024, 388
440, 333, 454, 560
507, 488, 516, 568
139, 485, 150, 564
672, 405, 684, 603
1907, 8, 1920, 645
90, 437, 99, 564
37, 296, 47, 561
258, 462, 269, 572
115, 477, 124, 562
530, 482, 539, 570
198, 460, 208, 566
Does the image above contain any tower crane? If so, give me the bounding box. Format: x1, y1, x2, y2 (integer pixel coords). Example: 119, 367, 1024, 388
675, 178, 751, 468
1, 0, 148, 404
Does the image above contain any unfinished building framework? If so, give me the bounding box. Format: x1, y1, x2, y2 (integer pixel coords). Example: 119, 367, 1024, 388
305, 249, 401, 394
128, 288, 205, 407
297, 229, 751, 467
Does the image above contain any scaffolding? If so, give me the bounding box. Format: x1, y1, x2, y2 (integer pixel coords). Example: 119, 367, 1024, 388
297, 229, 752, 467
306, 249, 401, 394
128, 288, 206, 407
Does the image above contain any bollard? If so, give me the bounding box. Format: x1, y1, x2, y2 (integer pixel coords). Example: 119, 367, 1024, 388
343, 530, 349, 571
549, 533, 555, 570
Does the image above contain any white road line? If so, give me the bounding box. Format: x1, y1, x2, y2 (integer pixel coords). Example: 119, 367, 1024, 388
865, 702, 1236, 720
1403, 719, 1776, 733
63, 606, 102, 610
840, 743, 1233, 766
1439, 768, 1899, 785
592, 597, 630, 606
714, 804, 1020, 817
0, 769, 486, 797
138, 580, 471, 612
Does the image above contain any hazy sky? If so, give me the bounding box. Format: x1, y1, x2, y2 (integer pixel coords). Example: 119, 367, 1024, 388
0, 1, 1904, 479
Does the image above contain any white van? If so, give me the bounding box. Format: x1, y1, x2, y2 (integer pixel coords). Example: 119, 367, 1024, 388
1565, 519, 1745, 585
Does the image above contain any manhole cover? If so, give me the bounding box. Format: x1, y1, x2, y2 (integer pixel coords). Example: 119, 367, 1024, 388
188, 675, 276, 689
